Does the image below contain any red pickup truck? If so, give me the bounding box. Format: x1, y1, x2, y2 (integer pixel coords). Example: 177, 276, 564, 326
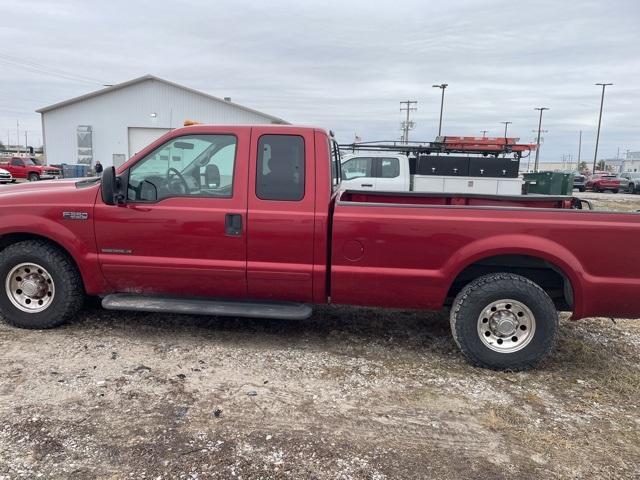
1, 125, 639, 370
0, 157, 61, 182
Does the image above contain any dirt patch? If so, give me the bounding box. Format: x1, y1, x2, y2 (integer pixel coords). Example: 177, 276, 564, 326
1, 305, 639, 479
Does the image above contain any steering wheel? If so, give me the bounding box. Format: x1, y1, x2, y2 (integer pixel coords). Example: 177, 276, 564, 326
167, 167, 189, 194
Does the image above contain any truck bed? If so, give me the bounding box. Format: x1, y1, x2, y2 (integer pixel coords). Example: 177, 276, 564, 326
331, 189, 640, 320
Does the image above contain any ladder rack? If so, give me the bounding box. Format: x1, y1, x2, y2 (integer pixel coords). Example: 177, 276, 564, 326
339, 136, 536, 159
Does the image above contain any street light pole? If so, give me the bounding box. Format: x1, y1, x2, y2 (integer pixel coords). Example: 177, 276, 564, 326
432, 83, 448, 137
534, 107, 549, 172
593, 83, 612, 174
500, 121, 512, 138
480, 130, 488, 138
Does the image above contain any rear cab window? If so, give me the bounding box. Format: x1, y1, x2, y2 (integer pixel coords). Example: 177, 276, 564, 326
256, 135, 305, 201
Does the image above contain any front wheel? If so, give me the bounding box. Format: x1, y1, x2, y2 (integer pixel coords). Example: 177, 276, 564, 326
612, 189, 619, 194
578, 186, 586, 192
450, 273, 558, 370
28, 173, 39, 182
0, 240, 85, 329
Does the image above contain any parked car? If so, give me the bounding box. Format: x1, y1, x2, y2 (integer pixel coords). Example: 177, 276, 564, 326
0, 167, 13, 184
1, 124, 640, 371
0, 157, 61, 182
586, 174, 623, 193
619, 172, 640, 193
616, 175, 631, 192
571, 171, 587, 192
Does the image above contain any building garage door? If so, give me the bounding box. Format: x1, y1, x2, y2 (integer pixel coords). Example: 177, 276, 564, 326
128, 127, 171, 157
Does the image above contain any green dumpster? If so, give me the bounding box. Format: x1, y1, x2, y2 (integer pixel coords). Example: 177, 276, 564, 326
523, 172, 574, 195
560, 172, 575, 195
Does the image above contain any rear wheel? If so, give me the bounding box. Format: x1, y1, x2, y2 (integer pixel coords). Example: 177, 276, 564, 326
450, 273, 558, 370
28, 173, 39, 182
0, 240, 84, 329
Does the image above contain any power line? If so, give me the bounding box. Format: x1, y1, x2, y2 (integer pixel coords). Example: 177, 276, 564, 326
0, 52, 107, 86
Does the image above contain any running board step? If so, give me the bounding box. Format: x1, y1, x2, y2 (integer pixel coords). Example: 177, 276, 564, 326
102, 294, 312, 320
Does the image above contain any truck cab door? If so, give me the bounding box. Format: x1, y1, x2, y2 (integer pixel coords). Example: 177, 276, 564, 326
246, 127, 316, 302
10, 158, 25, 178
374, 156, 405, 191
94, 129, 249, 298
340, 156, 376, 190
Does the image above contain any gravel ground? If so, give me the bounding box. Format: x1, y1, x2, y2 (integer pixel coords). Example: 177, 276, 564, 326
0, 189, 639, 479
1, 306, 639, 479
575, 190, 640, 212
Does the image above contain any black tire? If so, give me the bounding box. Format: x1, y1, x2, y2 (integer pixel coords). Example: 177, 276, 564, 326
612, 189, 619, 194
578, 186, 586, 192
28, 173, 39, 182
450, 273, 558, 371
0, 240, 85, 329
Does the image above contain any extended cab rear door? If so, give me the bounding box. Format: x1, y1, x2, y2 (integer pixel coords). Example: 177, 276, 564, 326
246, 127, 316, 302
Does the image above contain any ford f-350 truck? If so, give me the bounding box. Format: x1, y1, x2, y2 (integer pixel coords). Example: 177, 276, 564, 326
1, 124, 639, 370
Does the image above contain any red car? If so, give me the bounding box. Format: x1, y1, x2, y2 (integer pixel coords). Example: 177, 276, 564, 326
0, 157, 61, 182
586, 174, 621, 193
1, 125, 640, 371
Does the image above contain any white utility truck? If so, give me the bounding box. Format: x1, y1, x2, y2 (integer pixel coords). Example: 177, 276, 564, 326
339, 136, 534, 195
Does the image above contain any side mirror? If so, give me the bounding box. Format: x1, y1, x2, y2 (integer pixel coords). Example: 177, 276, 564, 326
101, 167, 124, 205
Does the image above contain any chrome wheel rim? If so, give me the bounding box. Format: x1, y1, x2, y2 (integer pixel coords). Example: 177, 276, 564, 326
5, 263, 55, 313
477, 299, 535, 353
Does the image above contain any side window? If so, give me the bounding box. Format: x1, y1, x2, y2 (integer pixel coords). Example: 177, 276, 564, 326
379, 158, 400, 178
127, 134, 236, 202
342, 157, 372, 180
256, 135, 305, 201
11, 158, 22, 166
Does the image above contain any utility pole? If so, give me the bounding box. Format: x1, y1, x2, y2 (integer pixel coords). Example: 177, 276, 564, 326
480, 130, 488, 138
399, 100, 417, 144
534, 107, 549, 172
577, 130, 582, 170
16, 120, 20, 154
593, 83, 612, 174
432, 84, 448, 137
25, 131, 28, 151
500, 121, 512, 138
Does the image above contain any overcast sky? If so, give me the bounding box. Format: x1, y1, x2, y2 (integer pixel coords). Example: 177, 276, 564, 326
1, 0, 639, 164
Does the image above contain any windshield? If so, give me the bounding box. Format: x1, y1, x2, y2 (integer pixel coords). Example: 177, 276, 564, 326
23, 158, 37, 166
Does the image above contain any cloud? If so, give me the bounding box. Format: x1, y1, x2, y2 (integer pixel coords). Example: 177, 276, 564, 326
1, 0, 638, 162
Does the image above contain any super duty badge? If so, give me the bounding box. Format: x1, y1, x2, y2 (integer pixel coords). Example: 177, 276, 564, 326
62, 211, 89, 221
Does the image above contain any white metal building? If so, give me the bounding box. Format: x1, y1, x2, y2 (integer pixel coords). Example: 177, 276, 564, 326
37, 75, 288, 168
